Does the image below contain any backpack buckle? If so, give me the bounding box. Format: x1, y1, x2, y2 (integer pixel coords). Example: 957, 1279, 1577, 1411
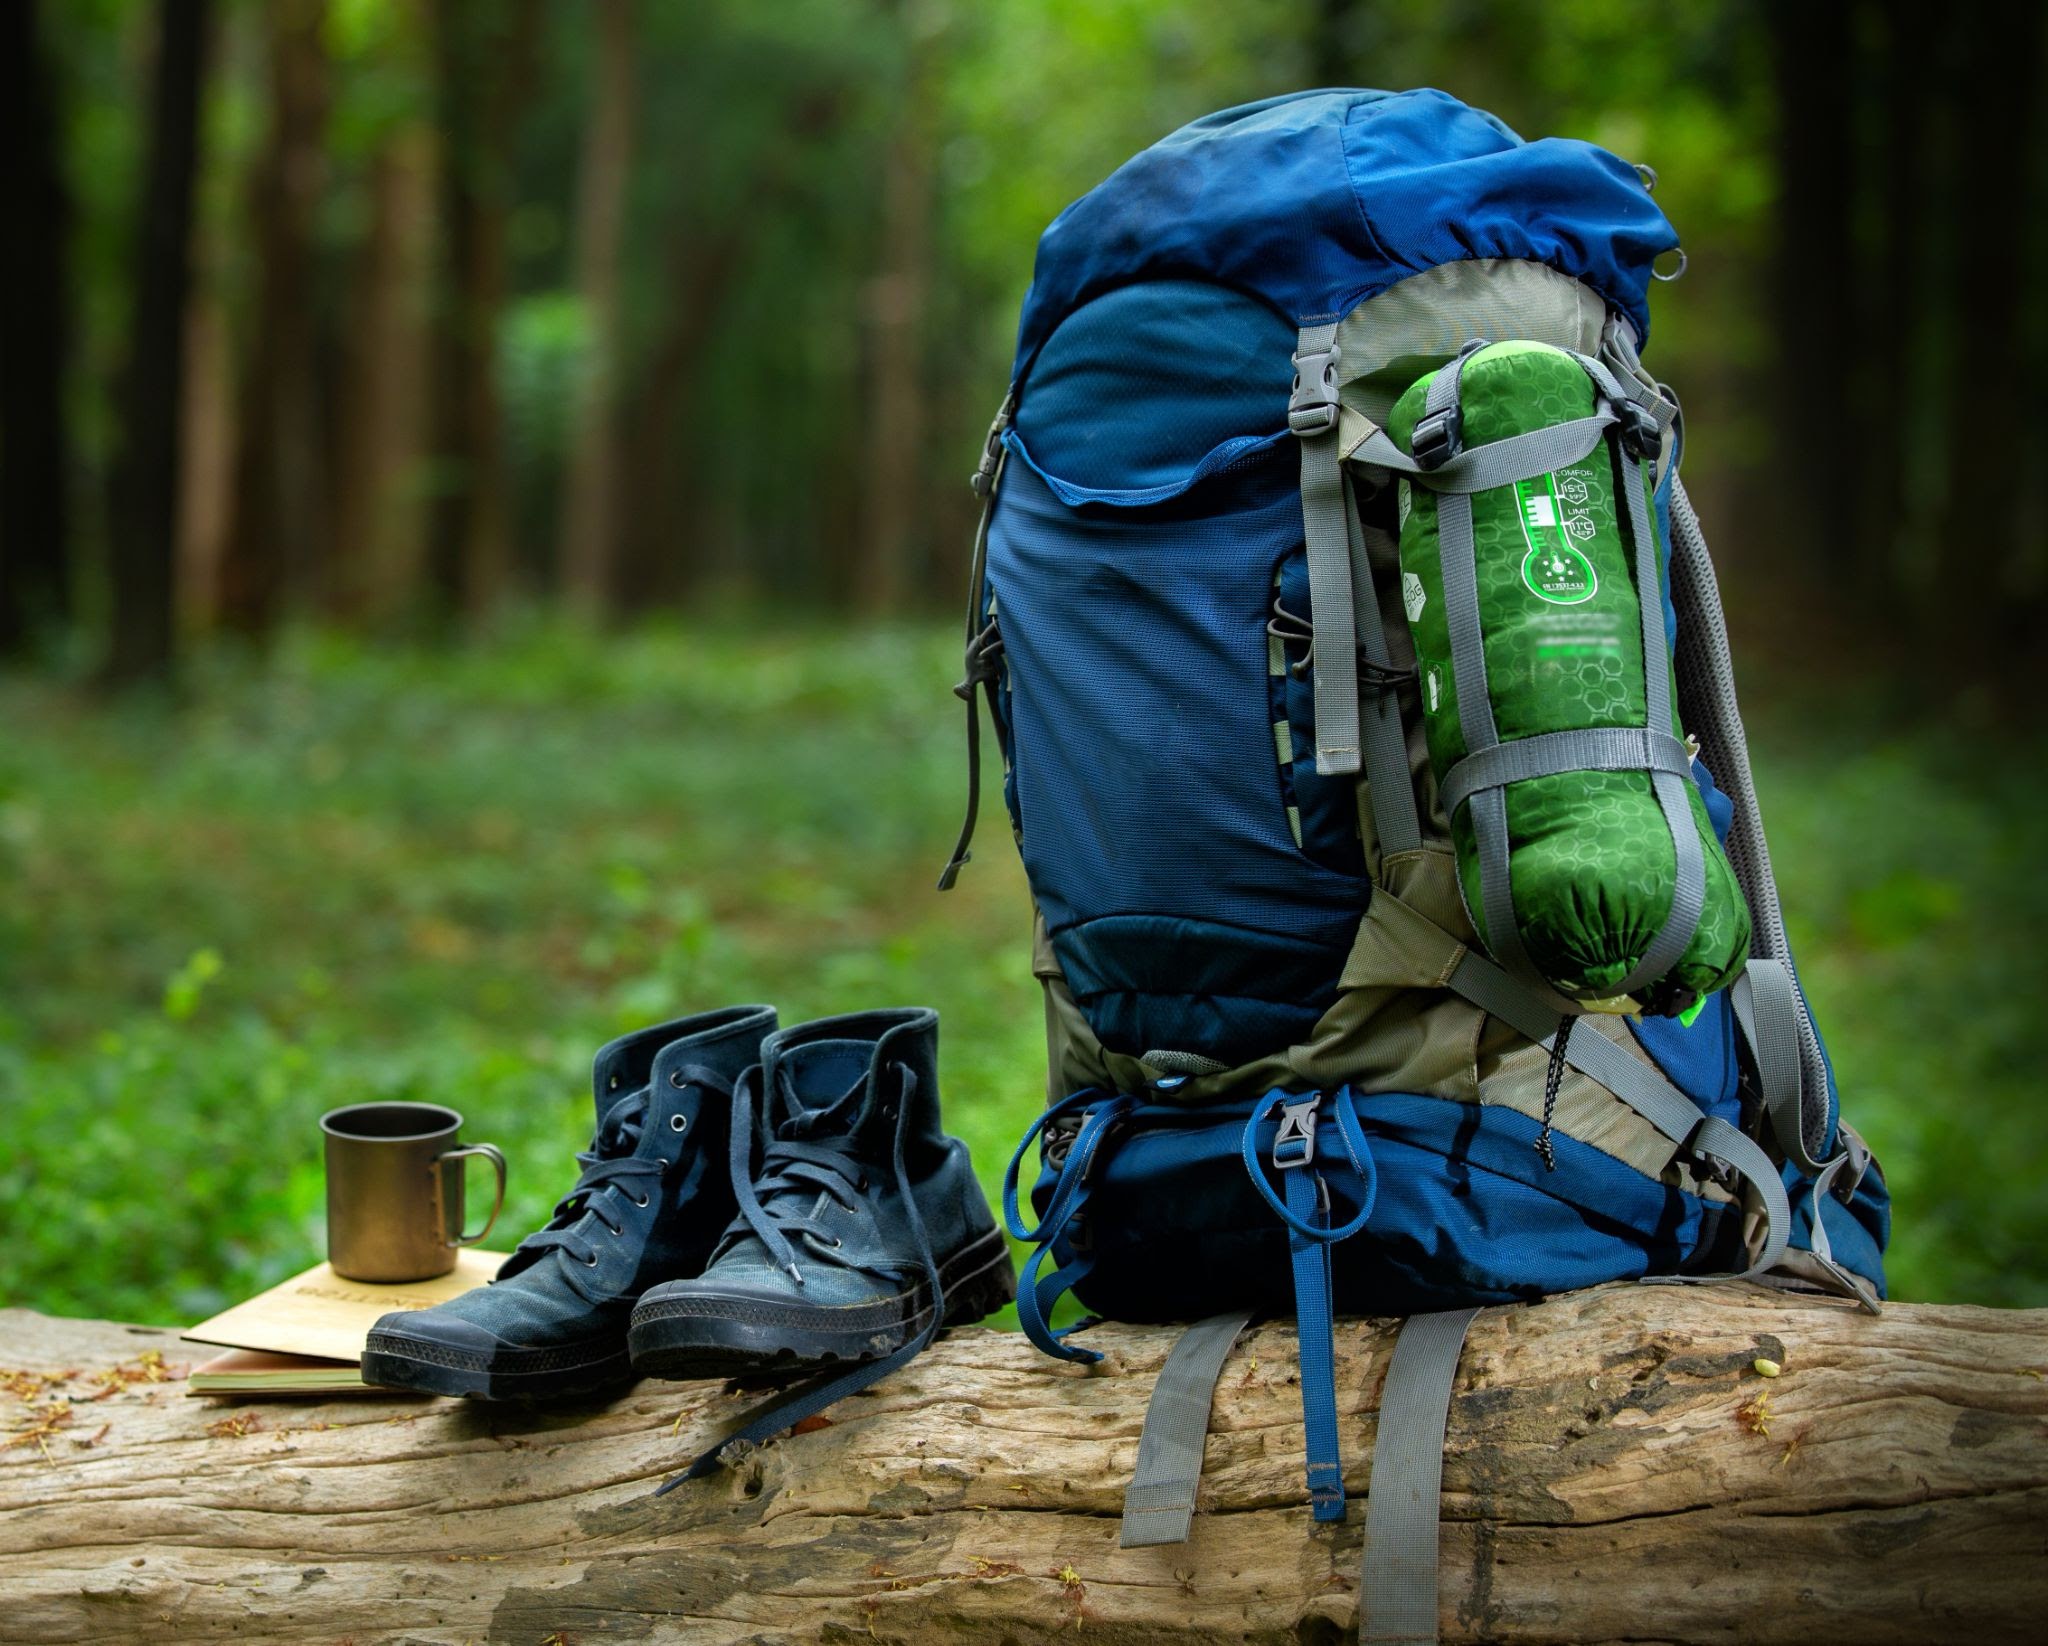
1410, 406, 1462, 469
1288, 344, 1341, 436
1617, 398, 1661, 462
970, 391, 1017, 497
1273, 1095, 1321, 1169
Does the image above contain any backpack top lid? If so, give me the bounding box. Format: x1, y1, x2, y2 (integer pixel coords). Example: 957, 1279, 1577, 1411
1011, 88, 1678, 377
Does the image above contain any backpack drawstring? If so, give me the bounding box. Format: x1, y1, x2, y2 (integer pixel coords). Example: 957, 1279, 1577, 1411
1536, 1017, 1574, 1171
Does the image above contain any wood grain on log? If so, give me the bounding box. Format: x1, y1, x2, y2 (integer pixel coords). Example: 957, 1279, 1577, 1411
2, 1284, 2043, 1644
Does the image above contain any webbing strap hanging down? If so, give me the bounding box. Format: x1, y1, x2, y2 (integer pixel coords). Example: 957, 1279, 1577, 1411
1241, 1088, 1378, 1522
1360, 1308, 1480, 1645
937, 391, 1016, 891
1293, 323, 1361, 777
1119, 1310, 1255, 1547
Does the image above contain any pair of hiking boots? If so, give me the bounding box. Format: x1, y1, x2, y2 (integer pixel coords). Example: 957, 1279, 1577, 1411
360, 1006, 1014, 1450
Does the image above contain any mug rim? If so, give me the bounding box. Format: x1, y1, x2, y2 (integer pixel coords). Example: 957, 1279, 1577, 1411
320, 1100, 464, 1143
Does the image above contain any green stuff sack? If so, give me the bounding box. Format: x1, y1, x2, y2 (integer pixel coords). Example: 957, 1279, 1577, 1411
1387, 340, 1749, 1015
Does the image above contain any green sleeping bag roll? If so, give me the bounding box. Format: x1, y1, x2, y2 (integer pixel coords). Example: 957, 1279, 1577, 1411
1387, 340, 1750, 1015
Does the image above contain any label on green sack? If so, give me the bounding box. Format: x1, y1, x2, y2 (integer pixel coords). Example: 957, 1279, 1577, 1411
1515, 473, 1599, 605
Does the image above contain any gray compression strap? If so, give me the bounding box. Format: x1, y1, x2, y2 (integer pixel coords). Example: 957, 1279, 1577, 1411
1119, 1310, 1255, 1548
1667, 475, 1834, 1163
1439, 727, 1694, 819
1294, 324, 1360, 776
1427, 369, 1542, 984
1344, 469, 1424, 855
1449, 949, 1790, 1276
1353, 416, 1615, 492
1731, 959, 1830, 1175
1611, 440, 1705, 998
1361, 1307, 1480, 1645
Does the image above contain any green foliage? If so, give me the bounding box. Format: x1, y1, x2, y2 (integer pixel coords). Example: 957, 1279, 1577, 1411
1, 625, 2042, 1327
0, 622, 1043, 1326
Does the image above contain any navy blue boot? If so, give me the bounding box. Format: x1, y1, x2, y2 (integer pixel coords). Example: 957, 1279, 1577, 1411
628, 1008, 1014, 1481
360, 1005, 775, 1401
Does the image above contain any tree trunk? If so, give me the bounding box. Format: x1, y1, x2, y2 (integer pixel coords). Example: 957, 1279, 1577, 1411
425, 0, 539, 626
558, 0, 638, 622
175, 225, 237, 635
217, 0, 330, 637
856, 2, 936, 618
3, 1286, 2043, 1643
0, 0, 74, 655
1934, 0, 2043, 657
619, 88, 841, 607
102, 0, 210, 686
1767, 0, 1864, 584
331, 124, 436, 627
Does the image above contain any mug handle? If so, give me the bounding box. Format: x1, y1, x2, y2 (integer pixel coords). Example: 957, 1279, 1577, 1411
440, 1143, 507, 1246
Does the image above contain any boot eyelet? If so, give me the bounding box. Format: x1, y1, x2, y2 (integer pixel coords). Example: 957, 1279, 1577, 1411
584, 1254, 599, 1267
669, 1070, 687, 1088
670, 1114, 688, 1133
633, 1193, 649, 1208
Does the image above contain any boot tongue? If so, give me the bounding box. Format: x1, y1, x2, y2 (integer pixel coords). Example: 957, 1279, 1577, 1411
593, 1089, 650, 1158
769, 1037, 873, 1135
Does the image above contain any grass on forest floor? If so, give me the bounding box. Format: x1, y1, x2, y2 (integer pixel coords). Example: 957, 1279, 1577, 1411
0, 619, 2041, 1323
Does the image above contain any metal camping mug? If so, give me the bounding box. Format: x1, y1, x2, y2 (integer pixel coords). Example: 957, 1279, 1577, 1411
320, 1102, 506, 1282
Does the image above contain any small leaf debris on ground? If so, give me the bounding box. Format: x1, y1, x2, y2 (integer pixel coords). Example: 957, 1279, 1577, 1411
1050, 1562, 1091, 1629
1737, 1392, 1773, 1438
1, 1367, 77, 1401
89, 1349, 181, 1400
206, 1411, 263, 1439
966, 1556, 1023, 1579
3, 1400, 75, 1460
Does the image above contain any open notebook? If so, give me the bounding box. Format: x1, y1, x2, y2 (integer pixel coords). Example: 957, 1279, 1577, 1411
183, 1249, 508, 1396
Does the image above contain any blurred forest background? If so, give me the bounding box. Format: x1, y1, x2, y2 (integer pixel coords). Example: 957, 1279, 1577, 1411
1, 0, 2044, 1326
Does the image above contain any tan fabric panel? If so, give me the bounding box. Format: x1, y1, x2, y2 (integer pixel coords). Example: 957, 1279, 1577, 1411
1333, 258, 1609, 448
1029, 864, 1725, 1201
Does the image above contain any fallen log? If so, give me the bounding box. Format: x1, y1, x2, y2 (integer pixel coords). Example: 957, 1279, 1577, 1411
1, 1283, 2043, 1644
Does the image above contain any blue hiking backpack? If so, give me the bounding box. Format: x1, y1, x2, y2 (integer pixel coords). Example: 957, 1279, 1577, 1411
938, 89, 1890, 1634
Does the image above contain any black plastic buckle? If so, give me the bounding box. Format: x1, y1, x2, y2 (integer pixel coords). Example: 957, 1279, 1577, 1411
969, 392, 1016, 496
1617, 398, 1661, 462
1273, 1095, 1321, 1170
1683, 1121, 1741, 1193
1410, 405, 1461, 469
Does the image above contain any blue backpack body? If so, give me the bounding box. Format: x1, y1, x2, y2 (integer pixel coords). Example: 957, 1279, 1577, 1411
939, 90, 1889, 1600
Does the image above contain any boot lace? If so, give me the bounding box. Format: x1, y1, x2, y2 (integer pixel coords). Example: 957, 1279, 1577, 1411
516, 1064, 732, 1272
716, 1064, 925, 1289
658, 1060, 944, 1493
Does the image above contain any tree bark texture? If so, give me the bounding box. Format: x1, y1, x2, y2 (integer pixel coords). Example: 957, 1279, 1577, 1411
2, 1283, 2043, 1643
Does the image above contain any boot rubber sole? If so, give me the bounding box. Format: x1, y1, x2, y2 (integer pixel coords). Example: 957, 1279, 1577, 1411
359, 1332, 634, 1404
626, 1224, 1017, 1382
